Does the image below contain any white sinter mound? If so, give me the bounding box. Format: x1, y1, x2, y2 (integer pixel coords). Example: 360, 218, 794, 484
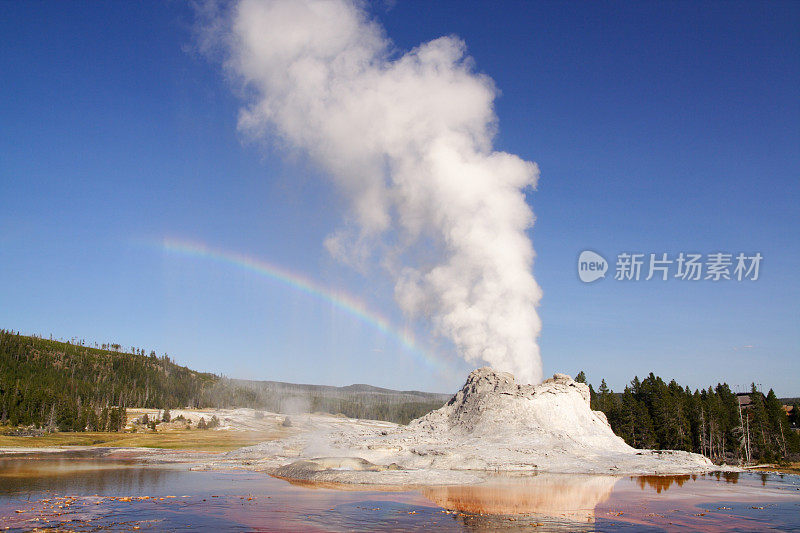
225, 368, 717, 484
412, 368, 629, 449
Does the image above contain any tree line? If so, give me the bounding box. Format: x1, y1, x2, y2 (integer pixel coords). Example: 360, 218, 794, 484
577, 371, 800, 464
0, 329, 223, 431
6, 327, 795, 454
0, 330, 445, 430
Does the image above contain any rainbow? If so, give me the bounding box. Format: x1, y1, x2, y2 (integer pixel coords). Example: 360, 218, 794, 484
158, 237, 444, 371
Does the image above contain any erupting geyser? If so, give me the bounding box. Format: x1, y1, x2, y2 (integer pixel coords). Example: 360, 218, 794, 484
246, 368, 715, 484
204, 0, 544, 382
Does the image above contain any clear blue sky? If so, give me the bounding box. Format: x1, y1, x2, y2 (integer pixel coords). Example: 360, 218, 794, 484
1, 1, 798, 395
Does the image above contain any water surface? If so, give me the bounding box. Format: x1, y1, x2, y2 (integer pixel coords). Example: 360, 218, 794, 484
1, 452, 798, 531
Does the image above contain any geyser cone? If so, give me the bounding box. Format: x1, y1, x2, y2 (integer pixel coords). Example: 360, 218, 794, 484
411, 367, 629, 451
244, 366, 716, 485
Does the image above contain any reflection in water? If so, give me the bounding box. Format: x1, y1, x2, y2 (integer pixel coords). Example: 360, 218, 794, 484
0, 453, 180, 497
0, 454, 798, 532
636, 474, 691, 492
636, 472, 741, 493
712, 471, 741, 484
421, 473, 619, 522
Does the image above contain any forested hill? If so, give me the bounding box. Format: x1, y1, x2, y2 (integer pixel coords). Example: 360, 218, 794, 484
215, 378, 451, 424
0, 329, 217, 429
0, 330, 450, 430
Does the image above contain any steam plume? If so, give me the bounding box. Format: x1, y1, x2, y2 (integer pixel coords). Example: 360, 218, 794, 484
208, 0, 543, 383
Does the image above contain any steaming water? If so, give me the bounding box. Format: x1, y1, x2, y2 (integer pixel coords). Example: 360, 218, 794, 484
1, 452, 798, 531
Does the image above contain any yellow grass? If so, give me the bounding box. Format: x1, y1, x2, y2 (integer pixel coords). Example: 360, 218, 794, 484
750, 462, 800, 475
0, 428, 284, 452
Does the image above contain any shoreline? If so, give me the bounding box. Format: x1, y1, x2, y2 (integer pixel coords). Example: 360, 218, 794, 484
1, 410, 748, 485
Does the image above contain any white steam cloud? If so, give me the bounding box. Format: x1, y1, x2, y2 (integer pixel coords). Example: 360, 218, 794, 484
208, 0, 543, 383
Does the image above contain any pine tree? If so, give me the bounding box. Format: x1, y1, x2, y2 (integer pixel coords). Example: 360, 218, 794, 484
748, 384, 772, 462
597, 379, 613, 414
100, 407, 110, 432
715, 383, 740, 462
790, 403, 800, 428
633, 397, 657, 449
87, 408, 99, 431
764, 390, 789, 458
108, 407, 121, 433
666, 380, 691, 451
616, 386, 637, 445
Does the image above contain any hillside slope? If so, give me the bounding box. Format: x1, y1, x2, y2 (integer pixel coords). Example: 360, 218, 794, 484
0, 330, 216, 429
0, 330, 448, 430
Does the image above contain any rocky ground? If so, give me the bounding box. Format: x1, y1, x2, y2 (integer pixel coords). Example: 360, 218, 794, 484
185, 368, 722, 485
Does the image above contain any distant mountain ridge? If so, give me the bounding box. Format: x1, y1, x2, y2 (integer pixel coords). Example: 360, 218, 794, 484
229, 378, 450, 403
